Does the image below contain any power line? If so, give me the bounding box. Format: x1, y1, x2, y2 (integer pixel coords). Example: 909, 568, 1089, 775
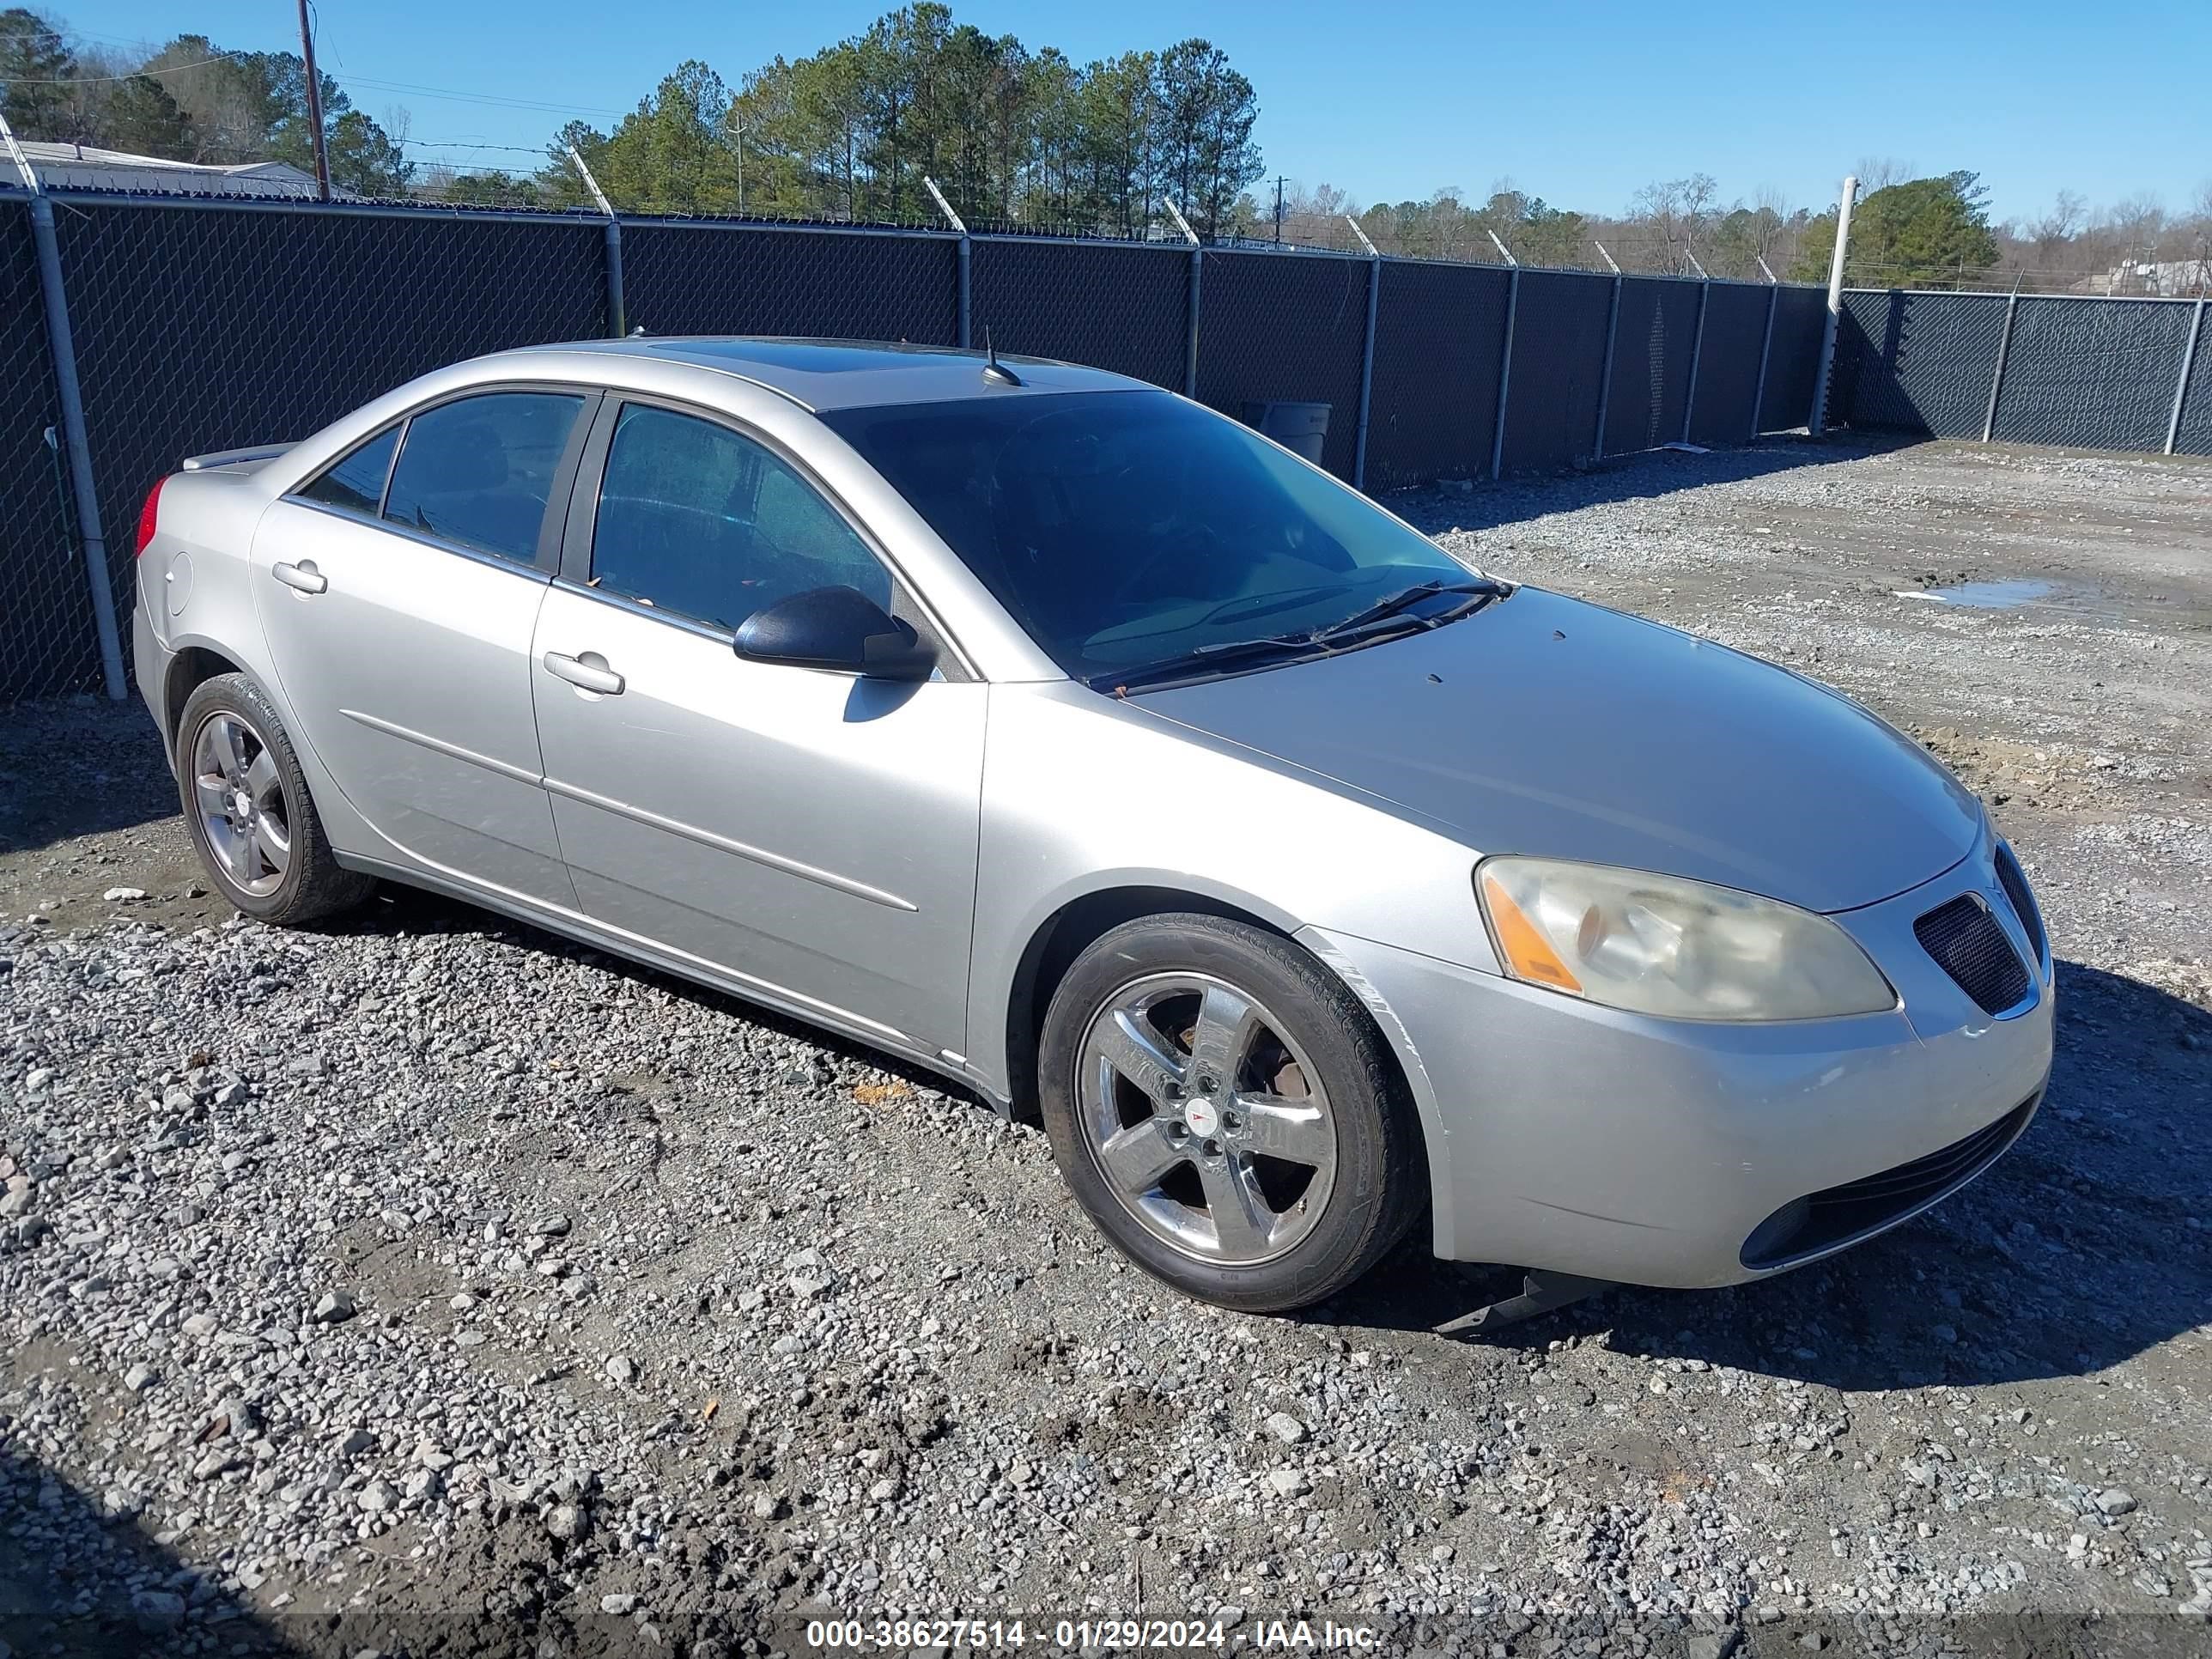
336, 74, 627, 118
0, 53, 245, 85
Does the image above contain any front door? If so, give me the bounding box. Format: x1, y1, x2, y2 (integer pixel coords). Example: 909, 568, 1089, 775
253, 388, 593, 907
529, 399, 985, 1057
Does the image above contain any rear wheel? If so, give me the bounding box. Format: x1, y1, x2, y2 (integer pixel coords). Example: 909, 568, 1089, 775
177, 673, 374, 926
1038, 914, 1423, 1313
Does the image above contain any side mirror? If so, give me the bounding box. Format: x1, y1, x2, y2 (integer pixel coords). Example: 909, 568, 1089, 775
732, 586, 937, 682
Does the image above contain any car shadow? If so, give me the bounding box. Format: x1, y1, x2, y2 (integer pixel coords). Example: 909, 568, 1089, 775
0, 1438, 299, 1656
328, 881, 994, 1111
1382, 429, 1923, 539
0, 696, 176, 855
1314, 959, 2212, 1389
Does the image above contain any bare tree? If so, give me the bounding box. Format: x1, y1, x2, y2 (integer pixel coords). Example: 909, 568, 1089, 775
1626, 173, 1718, 275
1853, 155, 1912, 194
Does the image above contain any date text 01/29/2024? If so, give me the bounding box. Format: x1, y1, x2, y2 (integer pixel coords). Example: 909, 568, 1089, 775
802, 1617, 1385, 1650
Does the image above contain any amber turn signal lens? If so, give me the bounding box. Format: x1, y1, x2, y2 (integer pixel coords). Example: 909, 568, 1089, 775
1480, 870, 1583, 995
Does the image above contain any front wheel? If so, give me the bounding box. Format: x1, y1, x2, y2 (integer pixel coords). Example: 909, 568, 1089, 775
1037, 914, 1424, 1313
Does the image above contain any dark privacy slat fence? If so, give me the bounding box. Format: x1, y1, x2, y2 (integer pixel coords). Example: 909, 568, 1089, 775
1362, 260, 1512, 491
1686, 283, 1773, 448
0, 206, 94, 703
626, 222, 959, 345
1, 190, 1830, 702
1500, 270, 1614, 475
1832, 287, 2210, 455
969, 239, 1189, 392
50, 203, 611, 700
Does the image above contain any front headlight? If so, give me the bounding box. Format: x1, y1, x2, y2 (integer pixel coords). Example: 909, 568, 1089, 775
1475, 856, 1896, 1022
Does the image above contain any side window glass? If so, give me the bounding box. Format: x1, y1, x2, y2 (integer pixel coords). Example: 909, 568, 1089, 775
296, 424, 398, 515
590, 404, 890, 632
382, 392, 586, 564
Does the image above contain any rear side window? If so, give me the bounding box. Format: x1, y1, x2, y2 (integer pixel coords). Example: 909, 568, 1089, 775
382, 392, 586, 565
296, 424, 398, 515
589, 404, 889, 632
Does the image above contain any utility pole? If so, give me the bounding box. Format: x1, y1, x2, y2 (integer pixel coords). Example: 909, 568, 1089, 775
1273, 176, 1285, 245
296, 0, 331, 202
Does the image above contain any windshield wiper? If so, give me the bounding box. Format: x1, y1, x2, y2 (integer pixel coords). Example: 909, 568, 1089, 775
1089, 575, 1512, 695
1089, 633, 1329, 694
1311, 575, 1510, 643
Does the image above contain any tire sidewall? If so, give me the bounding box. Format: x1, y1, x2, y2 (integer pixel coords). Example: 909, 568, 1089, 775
1038, 915, 1408, 1312
175, 676, 318, 922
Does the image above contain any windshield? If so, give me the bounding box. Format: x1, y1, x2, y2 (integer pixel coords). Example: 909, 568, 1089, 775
821, 390, 1486, 683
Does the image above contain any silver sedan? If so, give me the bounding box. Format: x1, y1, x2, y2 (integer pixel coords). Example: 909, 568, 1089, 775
131, 339, 2053, 1316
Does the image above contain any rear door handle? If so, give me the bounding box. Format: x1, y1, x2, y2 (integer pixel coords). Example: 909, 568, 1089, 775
544, 650, 624, 696
271, 559, 326, 595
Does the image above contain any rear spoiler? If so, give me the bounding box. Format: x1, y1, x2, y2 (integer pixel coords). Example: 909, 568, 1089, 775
180, 442, 294, 472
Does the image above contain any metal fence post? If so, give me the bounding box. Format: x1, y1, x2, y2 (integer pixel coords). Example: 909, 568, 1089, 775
1489, 266, 1520, 481
1164, 198, 1202, 398
1981, 285, 2021, 444
3, 118, 126, 700
1810, 175, 1858, 434
567, 144, 625, 337
1592, 273, 1622, 459
1346, 216, 1382, 490
2166, 289, 2207, 455
1749, 283, 1779, 441
923, 177, 970, 348
1680, 278, 1711, 444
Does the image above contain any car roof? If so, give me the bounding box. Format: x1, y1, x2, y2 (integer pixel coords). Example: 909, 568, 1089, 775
521, 336, 1153, 411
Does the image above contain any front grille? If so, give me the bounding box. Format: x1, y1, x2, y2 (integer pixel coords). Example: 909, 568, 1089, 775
1741, 1097, 2037, 1269
1993, 842, 2046, 966
1914, 893, 2031, 1015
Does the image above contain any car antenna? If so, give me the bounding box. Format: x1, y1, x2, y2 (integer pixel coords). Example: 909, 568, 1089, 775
981, 327, 1024, 387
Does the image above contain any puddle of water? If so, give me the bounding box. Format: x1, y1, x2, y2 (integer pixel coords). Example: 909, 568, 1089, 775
1902, 578, 2056, 610
1891, 577, 2210, 631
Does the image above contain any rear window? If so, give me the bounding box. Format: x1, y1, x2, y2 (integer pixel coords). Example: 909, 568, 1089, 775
381, 392, 586, 565
296, 424, 398, 515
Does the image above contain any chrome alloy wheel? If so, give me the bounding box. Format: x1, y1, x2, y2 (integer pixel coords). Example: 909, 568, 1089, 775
1074, 972, 1338, 1266
191, 711, 291, 898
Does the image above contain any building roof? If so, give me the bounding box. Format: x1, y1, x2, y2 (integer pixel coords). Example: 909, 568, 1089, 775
4, 142, 329, 198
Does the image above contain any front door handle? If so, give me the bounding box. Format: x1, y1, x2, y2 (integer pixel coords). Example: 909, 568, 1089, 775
544, 650, 624, 696
271, 559, 326, 595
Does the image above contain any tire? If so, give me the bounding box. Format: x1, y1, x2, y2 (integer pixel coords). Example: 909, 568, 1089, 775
1037, 913, 1424, 1313
175, 673, 374, 927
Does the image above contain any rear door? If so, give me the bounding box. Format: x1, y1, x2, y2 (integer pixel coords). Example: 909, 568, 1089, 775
529, 396, 986, 1057
253, 387, 596, 906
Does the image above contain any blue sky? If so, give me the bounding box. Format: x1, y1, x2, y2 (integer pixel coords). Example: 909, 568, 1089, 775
78, 0, 2212, 223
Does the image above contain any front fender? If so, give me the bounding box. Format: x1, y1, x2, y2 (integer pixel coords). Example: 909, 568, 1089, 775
966, 681, 1492, 1125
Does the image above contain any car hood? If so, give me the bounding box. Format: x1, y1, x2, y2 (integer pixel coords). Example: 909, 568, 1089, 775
1135, 585, 1983, 915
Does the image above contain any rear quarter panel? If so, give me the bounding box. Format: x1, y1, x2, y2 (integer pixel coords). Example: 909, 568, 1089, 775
137, 465, 379, 857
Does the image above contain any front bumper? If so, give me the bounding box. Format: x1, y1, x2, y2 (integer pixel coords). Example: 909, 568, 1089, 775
1304, 837, 2054, 1289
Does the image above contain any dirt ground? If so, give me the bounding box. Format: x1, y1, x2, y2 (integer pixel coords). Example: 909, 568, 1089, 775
3, 432, 2209, 1658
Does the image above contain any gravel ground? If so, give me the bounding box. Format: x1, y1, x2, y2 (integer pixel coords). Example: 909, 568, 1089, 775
3, 435, 2209, 1659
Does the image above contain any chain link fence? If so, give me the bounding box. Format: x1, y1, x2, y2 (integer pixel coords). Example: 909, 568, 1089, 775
970, 239, 1190, 391
1194, 249, 1375, 484
625, 222, 958, 343
1, 187, 1835, 703
1362, 260, 1512, 491
1686, 283, 1772, 448
1498, 270, 1614, 475
0, 203, 94, 703
1832, 287, 2210, 454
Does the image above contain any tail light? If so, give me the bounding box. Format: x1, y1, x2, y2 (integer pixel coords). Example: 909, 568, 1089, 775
134, 475, 169, 556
